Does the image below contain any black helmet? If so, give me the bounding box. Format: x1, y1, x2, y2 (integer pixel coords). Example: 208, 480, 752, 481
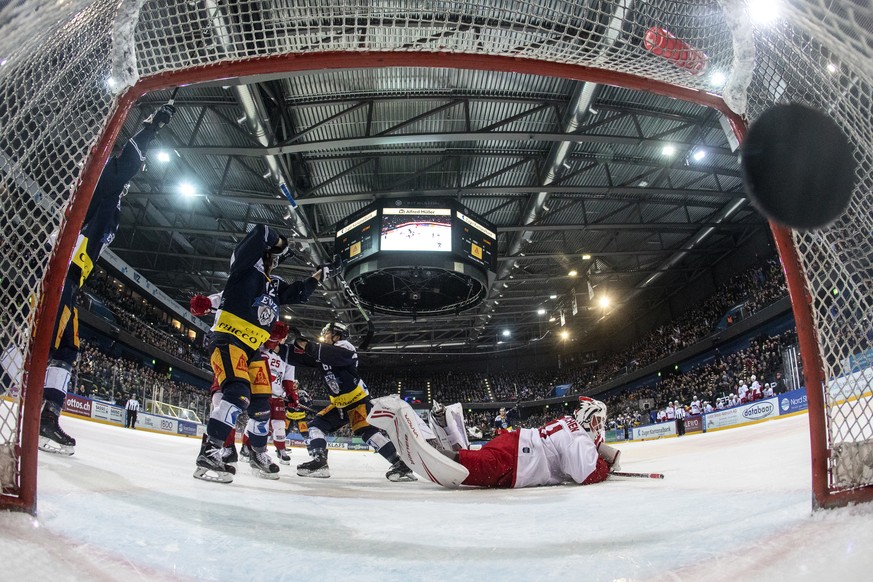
321, 321, 349, 340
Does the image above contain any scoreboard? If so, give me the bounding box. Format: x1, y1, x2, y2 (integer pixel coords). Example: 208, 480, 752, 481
335, 208, 379, 266
453, 209, 497, 272
333, 200, 497, 273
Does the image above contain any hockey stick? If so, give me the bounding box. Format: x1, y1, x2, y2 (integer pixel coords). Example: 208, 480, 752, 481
610, 471, 665, 479
167, 86, 179, 105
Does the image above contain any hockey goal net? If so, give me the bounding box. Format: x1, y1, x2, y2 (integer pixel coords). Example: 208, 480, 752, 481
0, 0, 870, 512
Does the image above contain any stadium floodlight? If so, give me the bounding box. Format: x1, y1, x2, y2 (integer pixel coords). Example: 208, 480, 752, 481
549, 294, 557, 299
568, 269, 578, 277
598, 296, 611, 308
502, 329, 511, 337
179, 182, 197, 197
710, 71, 727, 88
537, 308, 546, 315
560, 330, 569, 340
661, 144, 676, 156
749, 0, 781, 25
692, 149, 706, 161
156, 150, 171, 163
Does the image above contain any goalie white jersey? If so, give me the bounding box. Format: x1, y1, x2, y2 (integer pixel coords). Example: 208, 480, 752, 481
514, 416, 602, 488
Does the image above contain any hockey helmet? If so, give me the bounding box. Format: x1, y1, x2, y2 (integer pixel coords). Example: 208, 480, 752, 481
321, 321, 349, 341
265, 320, 290, 349
574, 396, 607, 435
751, 374, 757, 381
297, 389, 312, 407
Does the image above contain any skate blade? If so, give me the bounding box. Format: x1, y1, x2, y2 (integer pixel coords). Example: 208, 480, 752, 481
251, 467, 280, 480
387, 473, 418, 482
278, 458, 290, 465
296, 467, 330, 478
193, 467, 233, 484
38, 436, 74, 456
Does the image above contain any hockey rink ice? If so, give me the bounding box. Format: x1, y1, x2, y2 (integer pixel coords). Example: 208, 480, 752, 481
2, 413, 873, 582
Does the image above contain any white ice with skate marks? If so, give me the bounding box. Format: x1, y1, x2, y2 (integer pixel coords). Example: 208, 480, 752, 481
0, 413, 872, 581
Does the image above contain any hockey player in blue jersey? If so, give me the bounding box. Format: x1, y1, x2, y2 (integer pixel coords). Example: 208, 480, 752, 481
192, 224, 326, 483
288, 321, 416, 482
39, 104, 176, 455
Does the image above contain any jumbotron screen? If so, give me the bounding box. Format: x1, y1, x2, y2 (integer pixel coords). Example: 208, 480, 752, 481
333, 200, 498, 273
380, 208, 452, 252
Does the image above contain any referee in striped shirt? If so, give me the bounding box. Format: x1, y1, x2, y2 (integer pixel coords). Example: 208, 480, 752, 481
125, 393, 140, 429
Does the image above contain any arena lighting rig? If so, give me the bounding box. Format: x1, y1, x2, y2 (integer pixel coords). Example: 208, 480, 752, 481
333, 199, 497, 317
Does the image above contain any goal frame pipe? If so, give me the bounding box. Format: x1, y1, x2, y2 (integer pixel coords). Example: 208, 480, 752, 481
16, 49, 858, 511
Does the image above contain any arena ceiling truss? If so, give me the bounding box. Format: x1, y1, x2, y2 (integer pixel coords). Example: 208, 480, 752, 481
111, 67, 764, 351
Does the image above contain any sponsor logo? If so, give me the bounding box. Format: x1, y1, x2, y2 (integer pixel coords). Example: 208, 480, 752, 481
160, 419, 173, 431
780, 398, 790, 412
742, 402, 774, 420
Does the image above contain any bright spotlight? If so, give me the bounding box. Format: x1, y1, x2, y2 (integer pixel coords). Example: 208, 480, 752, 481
692, 149, 706, 162
549, 294, 557, 299
537, 308, 546, 315
662, 144, 676, 157
598, 296, 611, 308
179, 182, 197, 198
749, 0, 781, 25
156, 150, 171, 163
826, 63, 838, 74
710, 71, 727, 88
560, 330, 569, 340
582, 254, 592, 260
502, 329, 511, 337
568, 269, 578, 277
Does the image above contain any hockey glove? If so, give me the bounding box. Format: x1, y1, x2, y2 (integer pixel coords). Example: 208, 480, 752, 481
190, 294, 214, 316
319, 255, 343, 280
143, 104, 176, 129
283, 380, 299, 408
597, 442, 622, 472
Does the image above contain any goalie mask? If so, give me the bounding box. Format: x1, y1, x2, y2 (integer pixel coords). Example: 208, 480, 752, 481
265, 321, 290, 350
321, 321, 349, 341
574, 396, 607, 436
297, 389, 312, 408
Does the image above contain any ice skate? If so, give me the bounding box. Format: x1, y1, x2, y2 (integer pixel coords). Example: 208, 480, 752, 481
386, 459, 417, 482
38, 408, 75, 456
431, 400, 447, 427
221, 445, 239, 468
240, 442, 251, 459
194, 438, 236, 484
277, 448, 291, 465
297, 451, 330, 478
249, 447, 280, 480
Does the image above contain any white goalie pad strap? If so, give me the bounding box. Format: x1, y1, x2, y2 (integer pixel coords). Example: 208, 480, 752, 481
368, 396, 470, 488
444, 403, 470, 450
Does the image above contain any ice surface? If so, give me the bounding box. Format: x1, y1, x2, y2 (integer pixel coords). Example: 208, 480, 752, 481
2, 414, 872, 581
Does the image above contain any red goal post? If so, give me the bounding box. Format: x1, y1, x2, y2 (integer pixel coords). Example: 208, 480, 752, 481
1, 0, 870, 513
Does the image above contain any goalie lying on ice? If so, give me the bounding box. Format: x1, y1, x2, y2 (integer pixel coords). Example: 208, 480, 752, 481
367, 395, 621, 488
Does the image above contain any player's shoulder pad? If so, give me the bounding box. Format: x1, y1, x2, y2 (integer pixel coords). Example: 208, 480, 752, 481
334, 339, 357, 353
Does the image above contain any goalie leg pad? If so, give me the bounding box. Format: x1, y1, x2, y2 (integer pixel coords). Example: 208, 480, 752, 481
444, 403, 471, 450
367, 396, 469, 488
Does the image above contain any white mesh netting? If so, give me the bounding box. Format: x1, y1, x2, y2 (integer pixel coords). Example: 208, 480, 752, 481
0, 0, 870, 507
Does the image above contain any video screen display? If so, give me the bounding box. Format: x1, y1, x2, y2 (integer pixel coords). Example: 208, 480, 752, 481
380, 208, 452, 252
335, 208, 379, 265
454, 210, 497, 271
